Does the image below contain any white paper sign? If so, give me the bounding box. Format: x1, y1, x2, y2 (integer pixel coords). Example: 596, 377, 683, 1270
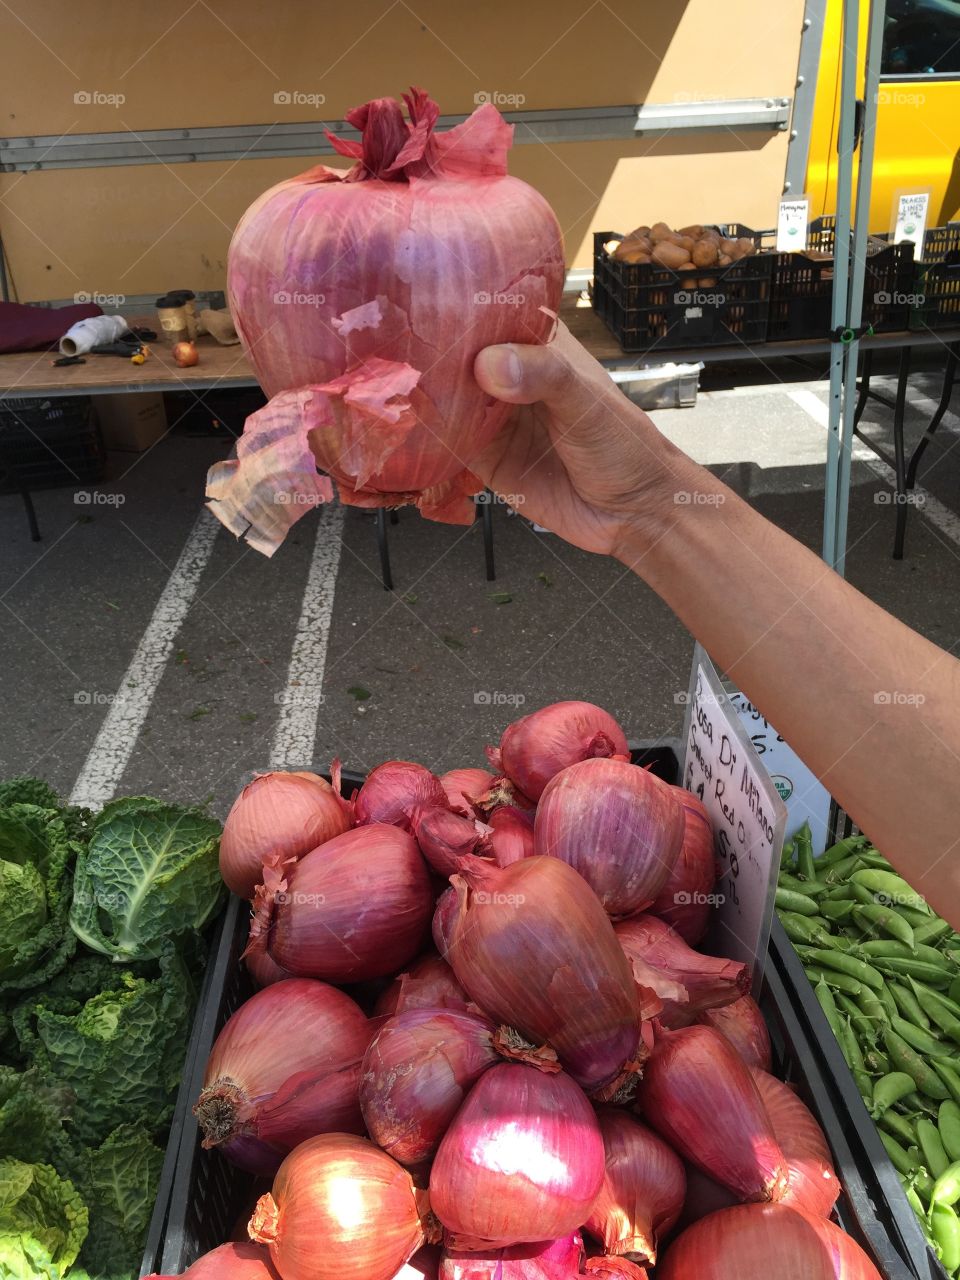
894, 191, 930, 247
776, 197, 809, 252
682, 647, 787, 989
728, 693, 833, 856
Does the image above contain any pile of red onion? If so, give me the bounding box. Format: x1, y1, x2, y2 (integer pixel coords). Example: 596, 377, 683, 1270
175, 694, 880, 1280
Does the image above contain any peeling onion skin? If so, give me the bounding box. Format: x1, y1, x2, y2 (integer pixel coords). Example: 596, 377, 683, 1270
360, 1008, 498, 1165
699, 995, 772, 1071
249, 1134, 428, 1280
219, 770, 351, 899
441, 857, 641, 1093
245, 824, 434, 983
144, 1241, 281, 1279
216, 88, 564, 541
636, 1024, 788, 1204
430, 1063, 605, 1250
440, 768, 496, 816
535, 759, 683, 916
490, 700, 629, 801
374, 953, 470, 1017
585, 1108, 686, 1266
648, 789, 716, 944
656, 1204, 883, 1280
439, 1232, 585, 1279
750, 1069, 840, 1218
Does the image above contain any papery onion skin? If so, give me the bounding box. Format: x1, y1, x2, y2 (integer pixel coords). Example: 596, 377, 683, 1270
656, 1204, 882, 1280
441, 768, 495, 816
615, 915, 749, 1027
244, 944, 295, 989
751, 1069, 840, 1218
412, 805, 488, 877
374, 953, 470, 1017
220, 770, 351, 899
214, 89, 564, 542
430, 1062, 605, 1249
699, 996, 772, 1071
636, 1024, 788, 1203
442, 856, 641, 1092
360, 1008, 498, 1165
535, 759, 683, 916
194, 978, 372, 1174
486, 806, 534, 866
440, 1232, 585, 1279
144, 1241, 281, 1279
249, 1133, 427, 1280
648, 790, 716, 944
432, 885, 459, 955
356, 761, 449, 831
245, 824, 433, 982
585, 1108, 686, 1265
490, 701, 629, 802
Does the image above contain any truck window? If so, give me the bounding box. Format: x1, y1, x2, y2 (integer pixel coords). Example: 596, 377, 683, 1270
881, 1, 960, 76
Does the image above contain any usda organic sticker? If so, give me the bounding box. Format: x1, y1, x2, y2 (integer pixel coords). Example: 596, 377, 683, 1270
771, 775, 794, 802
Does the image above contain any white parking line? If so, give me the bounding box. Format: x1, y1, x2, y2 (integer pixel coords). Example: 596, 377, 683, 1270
270, 502, 345, 770
69, 509, 222, 809
788, 388, 960, 549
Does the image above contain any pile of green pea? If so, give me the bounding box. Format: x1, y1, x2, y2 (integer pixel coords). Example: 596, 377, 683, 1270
777, 824, 960, 1274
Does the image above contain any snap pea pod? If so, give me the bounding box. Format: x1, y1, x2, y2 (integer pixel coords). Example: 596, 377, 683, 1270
822, 883, 858, 903
949, 976, 960, 1006
851, 903, 915, 947
888, 979, 932, 1031
839, 1016, 872, 1097
910, 981, 960, 1043
820, 899, 858, 923
914, 917, 953, 946
780, 912, 831, 946
778, 870, 829, 897
780, 836, 797, 870
858, 986, 893, 1024
903, 1180, 928, 1221
901, 1091, 942, 1121
940, 1102, 960, 1163
880, 1132, 935, 1197
895, 904, 938, 928
883, 1027, 951, 1100
931, 1161, 960, 1208
874, 958, 952, 988
814, 978, 844, 1040
804, 965, 863, 996
918, 1118, 951, 1179
795, 947, 885, 991
851, 882, 880, 907
872, 1071, 919, 1118
880, 1108, 919, 1146
930, 1202, 960, 1273
795, 822, 816, 883
818, 834, 870, 865
850, 869, 931, 913
775, 887, 819, 916
890, 1016, 952, 1059
835, 989, 879, 1040
934, 1062, 960, 1108
858, 851, 895, 871
864, 1049, 891, 1075
823, 853, 865, 884
858, 940, 946, 965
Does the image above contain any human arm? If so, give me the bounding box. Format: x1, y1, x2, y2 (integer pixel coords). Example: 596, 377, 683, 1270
472, 325, 960, 927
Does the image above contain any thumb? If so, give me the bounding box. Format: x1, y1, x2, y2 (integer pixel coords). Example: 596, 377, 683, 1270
474, 339, 575, 408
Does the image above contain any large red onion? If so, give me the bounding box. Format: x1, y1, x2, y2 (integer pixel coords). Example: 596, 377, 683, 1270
412, 805, 489, 876
356, 761, 449, 831
636, 1024, 788, 1203
614, 915, 749, 1027
648, 789, 716, 944
442, 856, 641, 1093
430, 1062, 605, 1249
245, 824, 433, 982
145, 1242, 281, 1279
656, 1204, 882, 1280
249, 1134, 430, 1280
208, 88, 563, 548
751, 1069, 839, 1218
699, 996, 772, 1070
374, 953, 469, 1017
486, 806, 534, 866
432, 885, 459, 955
440, 1233, 584, 1279
673, 1164, 738, 1233
489, 701, 629, 801
535, 760, 683, 916
361, 1008, 498, 1165
441, 768, 495, 816
220, 770, 350, 899
584, 1109, 685, 1266
194, 978, 371, 1174
244, 945, 295, 989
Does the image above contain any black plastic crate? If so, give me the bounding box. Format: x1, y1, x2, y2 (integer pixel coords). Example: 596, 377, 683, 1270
766, 216, 915, 342
145, 750, 917, 1279
909, 223, 960, 332
0, 395, 105, 494
769, 915, 943, 1280
592, 226, 773, 352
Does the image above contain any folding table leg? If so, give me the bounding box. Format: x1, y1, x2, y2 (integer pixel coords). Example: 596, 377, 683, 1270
892, 346, 912, 560
904, 342, 959, 493
482, 496, 495, 581
854, 349, 873, 427
376, 508, 393, 591
21, 489, 41, 541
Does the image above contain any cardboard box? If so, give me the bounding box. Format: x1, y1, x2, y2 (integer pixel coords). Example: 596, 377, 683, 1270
92, 392, 167, 452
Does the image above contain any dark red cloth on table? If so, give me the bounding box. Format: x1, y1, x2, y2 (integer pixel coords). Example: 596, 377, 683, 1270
0, 300, 103, 354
